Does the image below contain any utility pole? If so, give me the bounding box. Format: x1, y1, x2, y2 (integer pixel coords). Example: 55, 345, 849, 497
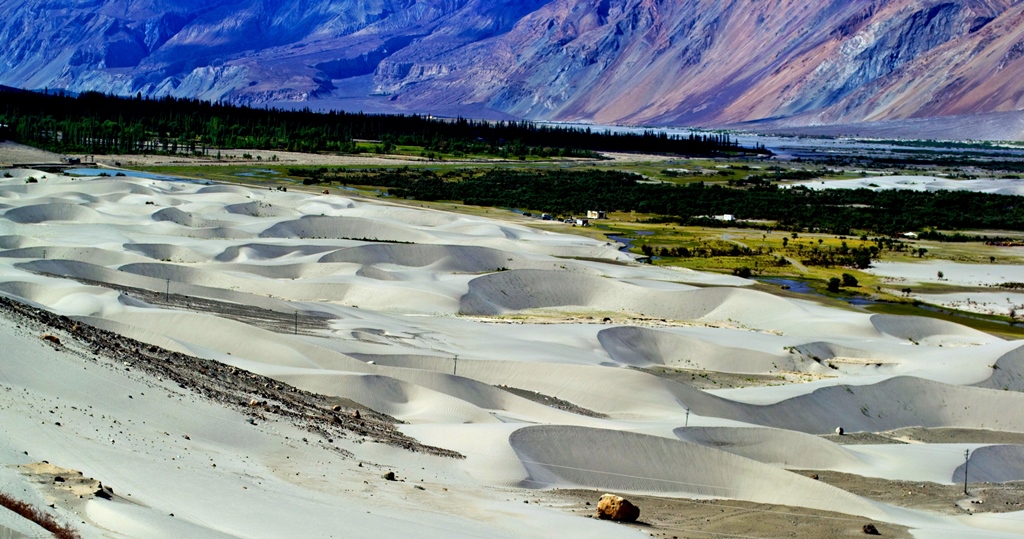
294, 311, 298, 335
685, 408, 690, 427
165, 278, 170, 301
964, 449, 970, 495
453, 354, 458, 376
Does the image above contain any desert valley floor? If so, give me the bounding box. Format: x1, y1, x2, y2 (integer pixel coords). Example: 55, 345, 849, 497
2, 167, 1024, 538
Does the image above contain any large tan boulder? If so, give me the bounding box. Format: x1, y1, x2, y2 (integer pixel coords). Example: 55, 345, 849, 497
596, 493, 640, 522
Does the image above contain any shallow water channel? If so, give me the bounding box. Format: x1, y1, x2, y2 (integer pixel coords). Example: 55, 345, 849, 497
759, 277, 1017, 327
606, 230, 654, 252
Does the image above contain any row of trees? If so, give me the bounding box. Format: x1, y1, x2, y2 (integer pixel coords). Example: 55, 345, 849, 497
0, 88, 766, 157
342, 168, 1024, 235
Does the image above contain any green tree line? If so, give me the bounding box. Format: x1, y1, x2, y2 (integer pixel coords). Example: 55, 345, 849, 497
311, 168, 1024, 235
0, 87, 766, 157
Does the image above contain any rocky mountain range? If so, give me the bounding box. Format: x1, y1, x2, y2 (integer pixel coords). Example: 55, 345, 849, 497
2, 0, 1024, 132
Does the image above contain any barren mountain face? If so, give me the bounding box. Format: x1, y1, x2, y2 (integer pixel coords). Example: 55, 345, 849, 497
1, 0, 1022, 127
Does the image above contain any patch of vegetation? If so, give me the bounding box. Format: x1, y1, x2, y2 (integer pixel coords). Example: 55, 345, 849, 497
0, 88, 762, 158
0, 492, 80, 539
329, 167, 1024, 235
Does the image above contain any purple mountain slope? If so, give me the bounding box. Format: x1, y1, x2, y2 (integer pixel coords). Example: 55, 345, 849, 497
2, 0, 1023, 134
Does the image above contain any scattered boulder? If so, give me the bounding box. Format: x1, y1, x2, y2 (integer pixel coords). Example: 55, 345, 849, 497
351, 410, 361, 419
41, 334, 61, 345
863, 523, 880, 535
596, 493, 640, 522
382, 471, 396, 481
331, 405, 342, 412
835, 427, 844, 435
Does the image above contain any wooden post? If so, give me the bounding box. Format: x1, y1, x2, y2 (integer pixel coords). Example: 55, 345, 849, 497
964, 449, 970, 495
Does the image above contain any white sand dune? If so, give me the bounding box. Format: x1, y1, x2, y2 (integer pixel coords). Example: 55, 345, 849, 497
294, 197, 358, 216
1, 315, 620, 539
870, 313, 994, 343
261, 215, 438, 243
975, 344, 1024, 391
337, 346, 1024, 436
0, 234, 44, 249
3, 202, 109, 224
215, 242, 343, 262
3, 171, 1023, 538
224, 200, 303, 218
509, 425, 887, 518
151, 206, 222, 227
284, 373, 501, 424
598, 325, 801, 372
341, 205, 471, 227
0, 245, 147, 266
123, 242, 212, 263
674, 426, 865, 469
793, 340, 889, 362
0, 280, 124, 313
460, 269, 883, 337
460, 269, 697, 314
119, 262, 277, 290
452, 355, 1024, 434
713, 377, 1024, 434
10, 259, 326, 314
195, 184, 252, 196
953, 445, 1024, 483
319, 243, 530, 272
276, 368, 602, 426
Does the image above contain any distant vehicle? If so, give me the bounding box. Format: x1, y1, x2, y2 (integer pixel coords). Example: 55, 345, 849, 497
522, 212, 532, 217
541, 213, 552, 220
